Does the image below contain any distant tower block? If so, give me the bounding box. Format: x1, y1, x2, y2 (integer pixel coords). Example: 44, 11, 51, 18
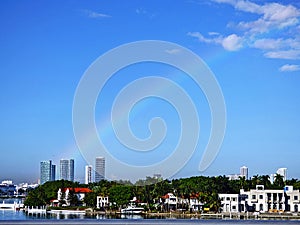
95, 157, 105, 182
40, 160, 55, 184
85, 165, 93, 184
240, 166, 248, 180
60, 159, 74, 182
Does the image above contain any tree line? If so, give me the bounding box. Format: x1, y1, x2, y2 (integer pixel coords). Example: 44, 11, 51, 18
24, 174, 300, 211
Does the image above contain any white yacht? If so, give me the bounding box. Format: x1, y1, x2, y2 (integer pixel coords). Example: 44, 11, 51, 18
121, 204, 144, 214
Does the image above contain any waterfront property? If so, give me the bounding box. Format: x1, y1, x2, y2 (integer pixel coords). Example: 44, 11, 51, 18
218, 193, 239, 213
0, 180, 16, 196
189, 193, 204, 212
96, 196, 109, 209
219, 185, 300, 213
160, 193, 178, 211
57, 187, 92, 206
0, 200, 23, 210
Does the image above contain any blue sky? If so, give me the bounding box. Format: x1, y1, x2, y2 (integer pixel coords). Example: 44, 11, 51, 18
1, 0, 300, 183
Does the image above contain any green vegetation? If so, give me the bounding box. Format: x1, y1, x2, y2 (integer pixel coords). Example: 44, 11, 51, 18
24, 175, 300, 212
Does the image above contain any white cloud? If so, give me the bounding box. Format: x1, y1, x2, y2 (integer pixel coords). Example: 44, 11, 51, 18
204, 0, 300, 60
135, 8, 155, 19
253, 38, 282, 50
187, 32, 216, 43
188, 32, 243, 51
279, 64, 300, 72
222, 34, 243, 51
208, 32, 220, 36
264, 50, 300, 60
253, 38, 300, 51
83, 10, 111, 18
262, 3, 300, 22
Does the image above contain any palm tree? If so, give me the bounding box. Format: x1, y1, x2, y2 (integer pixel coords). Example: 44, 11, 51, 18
274, 173, 284, 188
238, 176, 247, 190
259, 175, 271, 188
251, 175, 260, 188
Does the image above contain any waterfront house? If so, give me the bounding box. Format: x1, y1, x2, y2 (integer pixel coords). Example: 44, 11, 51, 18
96, 196, 109, 209
57, 187, 92, 206
161, 193, 178, 211
219, 194, 239, 213
219, 185, 300, 213
189, 193, 204, 212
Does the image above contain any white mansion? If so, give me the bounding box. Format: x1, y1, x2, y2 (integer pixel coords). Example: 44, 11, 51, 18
219, 185, 300, 213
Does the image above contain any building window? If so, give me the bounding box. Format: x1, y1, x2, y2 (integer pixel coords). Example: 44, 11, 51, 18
259, 204, 263, 211
259, 195, 263, 199
226, 197, 230, 201
294, 196, 298, 201
232, 206, 236, 210
252, 195, 256, 200
232, 197, 236, 201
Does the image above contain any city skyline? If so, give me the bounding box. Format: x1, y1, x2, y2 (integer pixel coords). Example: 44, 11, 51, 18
1, 0, 300, 183
95, 157, 105, 183
59, 159, 75, 182
1, 159, 296, 185
40, 160, 55, 185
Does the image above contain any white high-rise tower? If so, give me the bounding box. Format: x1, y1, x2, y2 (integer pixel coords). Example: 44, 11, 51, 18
240, 166, 248, 180
85, 165, 93, 184
95, 157, 105, 182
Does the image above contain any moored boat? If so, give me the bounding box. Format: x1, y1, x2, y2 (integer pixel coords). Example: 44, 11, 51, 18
121, 205, 145, 214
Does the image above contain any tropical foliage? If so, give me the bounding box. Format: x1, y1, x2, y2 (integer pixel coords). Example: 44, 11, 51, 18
24, 175, 300, 211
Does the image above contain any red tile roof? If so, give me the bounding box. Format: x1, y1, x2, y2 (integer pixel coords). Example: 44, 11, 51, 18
161, 194, 170, 199
61, 187, 92, 193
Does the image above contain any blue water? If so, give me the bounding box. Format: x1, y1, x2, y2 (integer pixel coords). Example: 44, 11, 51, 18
0, 210, 25, 220
1, 210, 300, 225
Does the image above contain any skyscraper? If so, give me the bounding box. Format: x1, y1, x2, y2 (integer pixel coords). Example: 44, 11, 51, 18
85, 165, 93, 184
240, 166, 248, 180
40, 160, 55, 184
51, 164, 56, 182
60, 159, 74, 181
276, 168, 287, 181
95, 157, 105, 182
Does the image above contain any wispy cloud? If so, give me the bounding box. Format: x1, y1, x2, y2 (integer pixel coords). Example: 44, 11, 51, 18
83, 9, 111, 19
266, 50, 300, 60
279, 64, 300, 72
187, 32, 243, 51
135, 8, 156, 19
189, 0, 300, 61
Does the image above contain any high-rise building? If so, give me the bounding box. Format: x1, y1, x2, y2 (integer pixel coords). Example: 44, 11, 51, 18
40, 160, 55, 184
276, 168, 287, 181
85, 165, 93, 184
51, 164, 56, 182
60, 159, 74, 182
95, 157, 105, 182
240, 166, 248, 180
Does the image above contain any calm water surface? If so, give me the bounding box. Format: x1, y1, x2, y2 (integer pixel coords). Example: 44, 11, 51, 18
1, 210, 300, 225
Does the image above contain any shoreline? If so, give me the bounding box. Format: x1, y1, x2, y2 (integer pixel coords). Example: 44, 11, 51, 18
85, 210, 300, 220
